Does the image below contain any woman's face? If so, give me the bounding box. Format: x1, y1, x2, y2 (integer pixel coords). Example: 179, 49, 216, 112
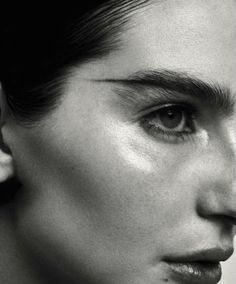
4, 0, 236, 283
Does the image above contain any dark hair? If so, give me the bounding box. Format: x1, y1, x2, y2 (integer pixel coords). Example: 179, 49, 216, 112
1, 1, 148, 125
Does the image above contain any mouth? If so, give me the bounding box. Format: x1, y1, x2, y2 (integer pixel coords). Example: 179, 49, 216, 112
163, 247, 234, 284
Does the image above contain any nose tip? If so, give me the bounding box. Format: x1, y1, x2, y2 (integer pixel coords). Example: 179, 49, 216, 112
221, 180, 236, 224
197, 190, 236, 226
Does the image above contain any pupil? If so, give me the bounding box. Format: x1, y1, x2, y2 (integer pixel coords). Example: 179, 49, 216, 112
159, 108, 183, 129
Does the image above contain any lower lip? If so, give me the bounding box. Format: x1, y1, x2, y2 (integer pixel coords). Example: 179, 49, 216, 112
165, 261, 222, 283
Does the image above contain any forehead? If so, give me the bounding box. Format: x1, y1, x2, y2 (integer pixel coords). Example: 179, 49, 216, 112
92, 0, 236, 92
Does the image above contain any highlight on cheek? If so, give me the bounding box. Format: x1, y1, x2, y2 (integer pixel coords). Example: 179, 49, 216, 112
114, 125, 154, 173
195, 128, 209, 148
119, 143, 154, 173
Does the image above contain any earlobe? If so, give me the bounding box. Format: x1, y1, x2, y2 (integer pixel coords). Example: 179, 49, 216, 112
0, 82, 14, 182
0, 148, 13, 182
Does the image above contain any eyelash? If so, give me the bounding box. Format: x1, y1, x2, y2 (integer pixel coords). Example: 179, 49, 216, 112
139, 103, 197, 143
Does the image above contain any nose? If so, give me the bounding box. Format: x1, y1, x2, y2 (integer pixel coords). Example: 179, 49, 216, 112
196, 135, 236, 226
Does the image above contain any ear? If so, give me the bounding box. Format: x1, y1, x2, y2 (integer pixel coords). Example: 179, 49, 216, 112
0, 83, 14, 183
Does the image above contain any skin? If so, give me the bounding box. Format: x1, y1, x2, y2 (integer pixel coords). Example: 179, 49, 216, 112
1, 0, 236, 283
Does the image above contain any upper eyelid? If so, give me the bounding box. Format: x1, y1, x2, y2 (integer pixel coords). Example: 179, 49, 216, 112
110, 87, 200, 124
112, 85, 200, 111
137, 102, 197, 117
93, 69, 234, 118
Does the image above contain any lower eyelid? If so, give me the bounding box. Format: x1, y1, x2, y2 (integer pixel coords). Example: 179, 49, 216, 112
144, 125, 193, 143
139, 115, 198, 144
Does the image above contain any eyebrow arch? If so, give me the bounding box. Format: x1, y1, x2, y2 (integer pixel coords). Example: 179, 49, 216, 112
93, 69, 234, 115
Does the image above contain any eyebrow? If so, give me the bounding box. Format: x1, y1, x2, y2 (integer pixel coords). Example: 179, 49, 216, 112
93, 70, 234, 115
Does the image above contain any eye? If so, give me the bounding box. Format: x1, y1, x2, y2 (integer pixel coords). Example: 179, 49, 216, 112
150, 105, 193, 132
140, 104, 197, 143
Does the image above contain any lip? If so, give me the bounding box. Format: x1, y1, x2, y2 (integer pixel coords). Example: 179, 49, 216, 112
163, 247, 234, 284
165, 261, 221, 284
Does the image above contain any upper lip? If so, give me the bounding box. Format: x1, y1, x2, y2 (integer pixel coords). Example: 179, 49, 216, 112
164, 247, 234, 263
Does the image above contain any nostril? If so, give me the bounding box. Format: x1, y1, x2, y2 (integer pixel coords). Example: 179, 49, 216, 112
203, 214, 236, 227
219, 215, 236, 226
225, 211, 236, 225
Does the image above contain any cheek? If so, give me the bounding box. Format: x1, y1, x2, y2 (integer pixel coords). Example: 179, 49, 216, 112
17, 116, 197, 238
47, 119, 196, 240
12, 114, 199, 282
